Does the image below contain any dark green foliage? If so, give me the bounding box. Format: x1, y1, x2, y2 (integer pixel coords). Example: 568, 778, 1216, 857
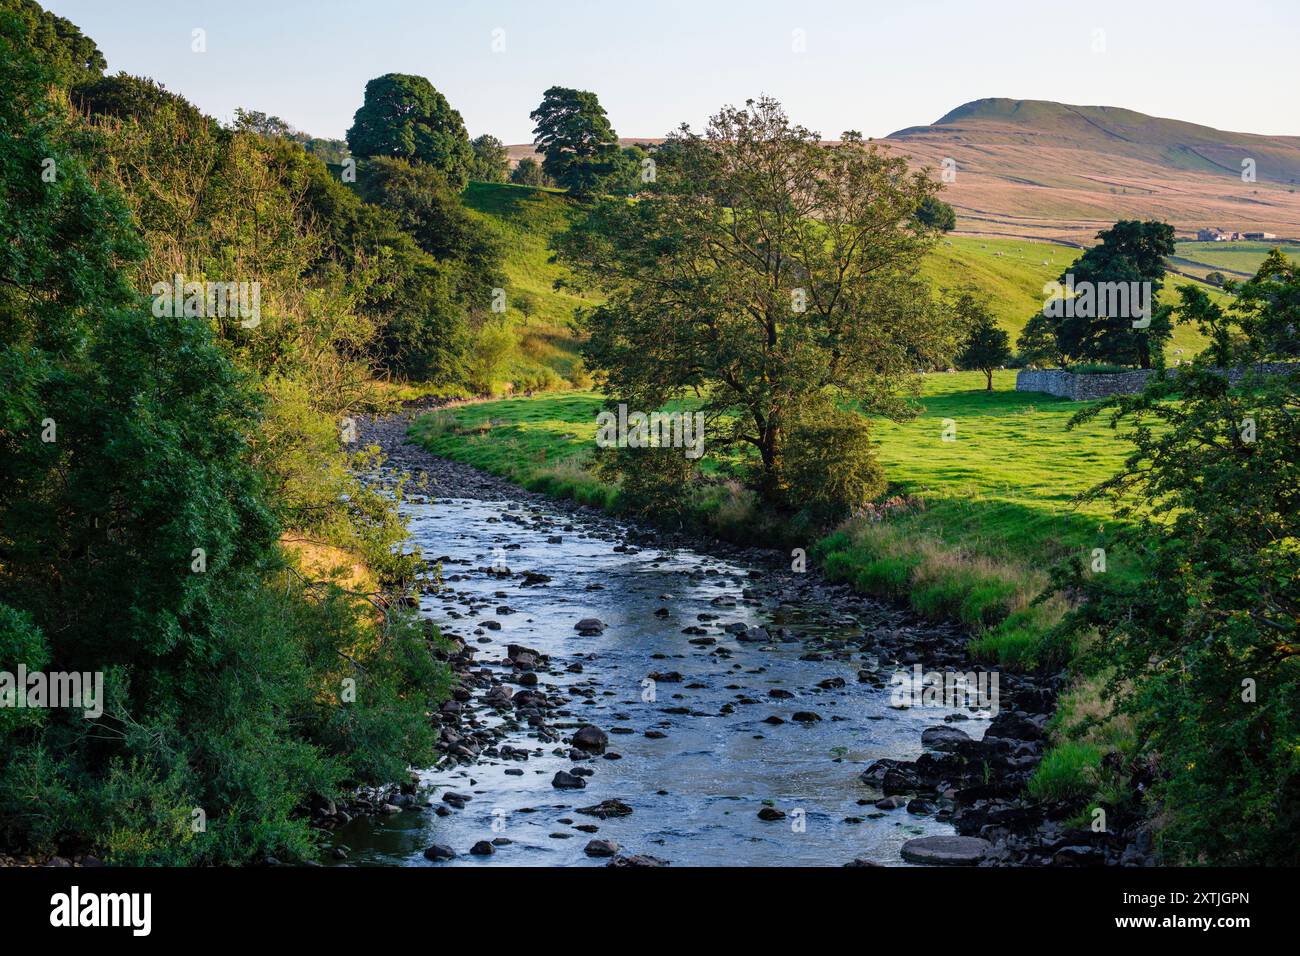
509, 156, 551, 187
916, 195, 956, 232
1020, 220, 1176, 369
778, 404, 885, 521
470, 134, 509, 183
953, 291, 1012, 389
1053, 253, 1300, 863
0, 0, 104, 85
346, 73, 473, 189
357, 156, 503, 304
1222, 249, 1300, 359
0, 18, 450, 864
295, 152, 470, 382
73, 73, 206, 126
530, 86, 620, 195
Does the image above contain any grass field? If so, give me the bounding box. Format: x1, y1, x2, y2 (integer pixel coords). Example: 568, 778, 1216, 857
928, 236, 1215, 356
1170, 239, 1300, 279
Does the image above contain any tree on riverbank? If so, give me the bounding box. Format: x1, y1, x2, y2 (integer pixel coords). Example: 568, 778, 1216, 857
0, 11, 450, 865
1055, 252, 1300, 863
558, 98, 958, 515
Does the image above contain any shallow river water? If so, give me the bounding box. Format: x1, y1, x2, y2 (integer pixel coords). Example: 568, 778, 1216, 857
329, 491, 990, 866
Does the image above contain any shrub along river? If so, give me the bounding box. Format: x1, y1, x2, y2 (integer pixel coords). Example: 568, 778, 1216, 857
326, 414, 993, 867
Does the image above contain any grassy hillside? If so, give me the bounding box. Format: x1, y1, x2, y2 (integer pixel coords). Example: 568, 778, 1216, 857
462, 182, 1220, 390
461, 182, 596, 384
929, 235, 1214, 356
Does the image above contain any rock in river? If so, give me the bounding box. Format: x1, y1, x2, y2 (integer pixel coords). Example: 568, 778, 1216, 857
921, 725, 972, 752
423, 844, 456, 862
576, 799, 633, 819
572, 724, 609, 754
900, 835, 990, 866
584, 839, 619, 857
552, 770, 588, 790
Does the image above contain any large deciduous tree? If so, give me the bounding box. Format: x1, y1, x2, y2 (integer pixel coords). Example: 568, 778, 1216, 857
469, 134, 510, 183
346, 73, 473, 189
530, 86, 620, 196
559, 97, 956, 509
1019, 220, 1176, 369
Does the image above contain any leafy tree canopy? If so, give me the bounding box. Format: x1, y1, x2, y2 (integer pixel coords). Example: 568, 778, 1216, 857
1018, 219, 1176, 369
558, 97, 956, 508
0, 0, 104, 85
530, 86, 620, 195
1056, 252, 1300, 863
952, 290, 1011, 388
510, 156, 551, 187
346, 73, 473, 189
469, 134, 510, 183
916, 195, 956, 232
357, 156, 503, 305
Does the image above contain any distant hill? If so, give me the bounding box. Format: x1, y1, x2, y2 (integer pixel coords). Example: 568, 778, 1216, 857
883, 98, 1300, 244
509, 98, 1300, 245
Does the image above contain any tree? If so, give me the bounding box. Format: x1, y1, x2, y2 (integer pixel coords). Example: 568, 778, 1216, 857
1054, 254, 1300, 863
530, 86, 620, 195
1015, 310, 1062, 367
0, 20, 449, 863
1205, 270, 1227, 288
73, 72, 205, 126
604, 143, 653, 195
346, 73, 473, 189
232, 107, 294, 138
469, 134, 509, 182
1, 0, 104, 85
952, 291, 1011, 389
510, 156, 551, 187
1229, 249, 1300, 358
297, 153, 470, 382
558, 98, 955, 506
916, 195, 956, 232
1021, 220, 1176, 369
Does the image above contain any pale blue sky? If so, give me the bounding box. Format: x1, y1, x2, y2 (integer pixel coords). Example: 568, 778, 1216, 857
44, 0, 1300, 143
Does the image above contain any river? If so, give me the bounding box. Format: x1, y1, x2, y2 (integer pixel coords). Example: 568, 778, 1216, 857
327, 422, 991, 866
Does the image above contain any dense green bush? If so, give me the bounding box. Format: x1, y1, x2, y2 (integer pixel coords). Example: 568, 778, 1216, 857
778, 405, 885, 522
0, 11, 449, 865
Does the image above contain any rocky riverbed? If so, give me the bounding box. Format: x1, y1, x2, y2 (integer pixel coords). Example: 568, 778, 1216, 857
313, 405, 1148, 867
